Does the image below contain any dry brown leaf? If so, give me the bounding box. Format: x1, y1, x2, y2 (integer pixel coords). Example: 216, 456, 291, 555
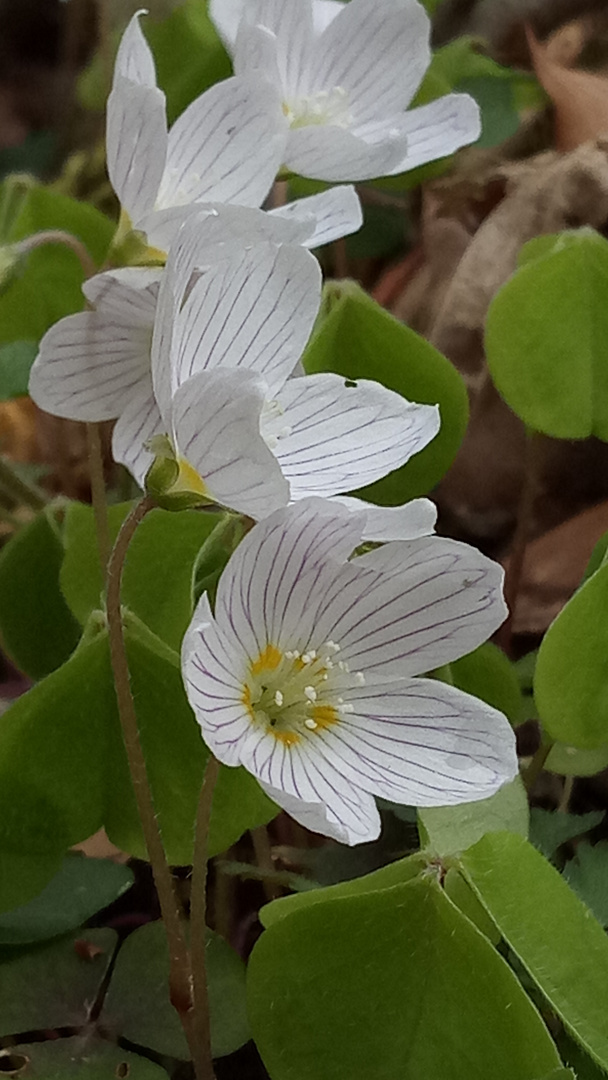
506, 500, 608, 636
72, 828, 130, 864
528, 24, 608, 150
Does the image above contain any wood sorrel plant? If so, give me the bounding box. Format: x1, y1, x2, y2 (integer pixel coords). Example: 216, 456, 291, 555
0, 2, 607, 1079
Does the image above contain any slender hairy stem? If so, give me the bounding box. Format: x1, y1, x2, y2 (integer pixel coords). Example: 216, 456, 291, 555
271, 179, 288, 208
0, 457, 47, 510
333, 237, 349, 279
86, 422, 111, 577
523, 738, 553, 794
190, 755, 221, 1080
251, 825, 282, 901
17, 229, 97, 279
106, 497, 202, 1070
558, 774, 574, 814
497, 430, 540, 653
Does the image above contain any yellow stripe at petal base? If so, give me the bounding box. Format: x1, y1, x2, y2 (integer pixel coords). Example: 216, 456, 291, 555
251, 644, 282, 677
172, 457, 210, 498
311, 704, 339, 730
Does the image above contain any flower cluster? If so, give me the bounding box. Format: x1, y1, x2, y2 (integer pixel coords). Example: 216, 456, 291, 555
29, 0, 517, 842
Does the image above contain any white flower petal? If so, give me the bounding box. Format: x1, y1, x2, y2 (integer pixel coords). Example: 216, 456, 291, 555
171, 368, 289, 518
318, 677, 517, 806
210, 0, 342, 50
237, 0, 316, 98
157, 75, 287, 212
82, 267, 160, 324
258, 766, 381, 844
233, 22, 283, 87
331, 495, 438, 541
311, 0, 430, 124
170, 242, 321, 399
143, 200, 312, 254
113, 11, 156, 88
112, 380, 163, 486
106, 76, 167, 224
214, 498, 363, 661
270, 185, 363, 248
182, 594, 252, 767
29, 311, 151, 423
270, 373, 439, 498
377, 93, 481, 175
312, 536, 507, 678
285, 123, 409, 183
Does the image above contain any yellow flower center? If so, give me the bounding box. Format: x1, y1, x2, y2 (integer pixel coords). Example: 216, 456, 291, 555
242, 639, 364, 746
283, 87, 352, 130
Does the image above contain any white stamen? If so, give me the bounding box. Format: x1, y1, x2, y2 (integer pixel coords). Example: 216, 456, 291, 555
274, 690, 284, 707
325, 641, 340, 653
355, 671, 366, 686
305, 717, 318, 730
304, 685, 317, 702
337, 703, 355, 714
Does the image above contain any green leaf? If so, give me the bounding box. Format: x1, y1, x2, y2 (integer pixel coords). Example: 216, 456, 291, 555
458, 76, 520, 149
303, 281, 468, 501
460, 832, 608, 1071
418, 776, 529, 856
61, 502, 220, 649
106, 621, 277, 863
443, 866, 501, 944
145, 0, 232, 125
451, 642, 525, 724
583, 530, 608, 583
0, 341, 37, 400
537, 1072, 577, 1080
485, 229, 608, 439
0, 854, 133, 945
60, 501, 131, 623
346, 204, 408, 260
1, 1038, 169, 1078
558, 1034, 605, 1080
0, 185, 114, 346
103, 921, 249, 1059
0, 510, 81, 679
0, 928, 116, 1036
0, 851, 63, 917
248, 876, 563, 1080
534, 561, 608, 748
0, 622, 276, 869
529, 810, 605, 861
545, 743, 608, 778
0, 633, 115, 865
563, 843, 608, 927
260, 851, 428, 929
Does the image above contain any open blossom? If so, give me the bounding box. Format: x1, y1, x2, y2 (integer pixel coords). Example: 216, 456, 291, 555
28, 196, 361, 429
213, 0, 481, 183
107, 12, 361, 250
211, 0, 341, 48
182, 499, 517, 845
119, 216, 440, 521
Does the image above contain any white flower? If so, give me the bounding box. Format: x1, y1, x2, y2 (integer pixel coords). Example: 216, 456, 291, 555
220, 0, 481, 183
210, 0, 342, 49
28, 193, 362, 437
107, 12, 362, 249
182, 499, 517, 845
29, 267, 161, 426
122, 216, 440, 520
